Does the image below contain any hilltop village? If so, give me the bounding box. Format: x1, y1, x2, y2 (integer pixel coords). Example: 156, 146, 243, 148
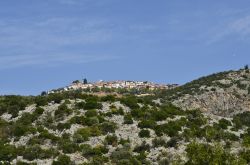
48, 79, 178, 94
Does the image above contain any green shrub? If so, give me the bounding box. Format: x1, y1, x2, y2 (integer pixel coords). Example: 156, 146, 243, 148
108, 107, 124, 116
138, 120, 156, 129
0, 142, 16, 161
166, 137, 179, 148
54, 103, 72, 120
218, 118, 232, 129
155, 119, 186, 137
243, 136, 250, 147
48, 93, 64, 104
152, 138, 167, 148
74, 128, 91, 143
124, 114, 133, 124
233, 112, 250, 129
80, 144, 108, 158
84, 98, 102, 110
38, 129, 60, 143
11, 124, 36, 137
240, 149, 250, 163
88, 155, 109, 164
52, 154, 73, 165
92, 145, 109, 156
186, 142, 242, 164
57, 122, 71, 131
120, 96, 139, 109
101, 95, 116, 102
133, 141, 150, 153
80, 144, 94, 157
105, 134, 118, 146
85, 109, 98, 117
69, 115, 86, 125
99, 122, 117, 134
58, 140, 79, 154
35, 96, 48, 106
110, 144, 138, 164
85, 116, 99, 126
34, 107, 44, 115
16, 161, 36, 165
139, 129, 150, 138
75, 101, 85, 109
131, 108, 145, 119
22, 145, 58, 161
152, 104, 185, 121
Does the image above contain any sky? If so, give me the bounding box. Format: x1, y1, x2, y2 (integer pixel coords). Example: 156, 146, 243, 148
0, 0, 250, 95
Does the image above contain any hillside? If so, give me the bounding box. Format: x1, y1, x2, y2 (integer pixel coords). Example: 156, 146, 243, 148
0, 68, 250, 164
165, 68, 250, 117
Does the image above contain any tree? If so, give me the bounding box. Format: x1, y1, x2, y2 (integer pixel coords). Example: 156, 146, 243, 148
72, 80, 80, 84
41, 91, 47, 96
83, 78, 88, 84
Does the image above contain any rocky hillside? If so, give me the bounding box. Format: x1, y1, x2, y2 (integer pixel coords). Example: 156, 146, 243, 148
1, 68, 250, 164
165, 68, 250, 117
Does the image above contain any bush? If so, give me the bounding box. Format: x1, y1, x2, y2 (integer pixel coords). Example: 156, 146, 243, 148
75, 101, 85, 109
48, 93, 64, 104
133, 141, 150, 153
218, 118, 232, 129
108, 107, 124, 116
111, 144, 138, 164
80, 144, 108, 157
138, 120, 156, 129
0, 95, 32, 116
85, 116, 99, 126
155, 119, 186, 137
99, 122, 117, 134
74, 128, 91, 143
58, 140, 79, 154
233, 112, 250, 130
52, 154, 73, 165
152, 104, 185, 121
35, 96, 48, 106
101, 95, 116, 102
54, 103, 72, 120
166, 137, 179, 148
57, 122, 71, 131
85, 109, 98, 117
186, 142, 241, 164
152, 138, 167, 148
69, 115, 85, 125
84, 98, 102, 110
139, 129, 150, 138
243, 136, 250, 147
120, 96, 139, 109
105, 134, 118, 146
80, 144, 94, 157
240, 149, 250, 163
38, 129, 60, 143
124, 114, 133, 124
22, 145, 58, 161
11, 124, 36, 137
0, 142, 16, 161
34, 107, 44, 115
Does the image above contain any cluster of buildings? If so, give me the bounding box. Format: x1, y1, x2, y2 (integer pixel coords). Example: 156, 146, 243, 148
47, 80, 178, 94
65, 80, 178, 91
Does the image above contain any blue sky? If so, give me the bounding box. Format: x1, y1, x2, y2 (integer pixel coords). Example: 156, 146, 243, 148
0, 0, 250, 95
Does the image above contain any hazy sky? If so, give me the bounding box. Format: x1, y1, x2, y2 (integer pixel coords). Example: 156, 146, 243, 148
0, 0, 250, 95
